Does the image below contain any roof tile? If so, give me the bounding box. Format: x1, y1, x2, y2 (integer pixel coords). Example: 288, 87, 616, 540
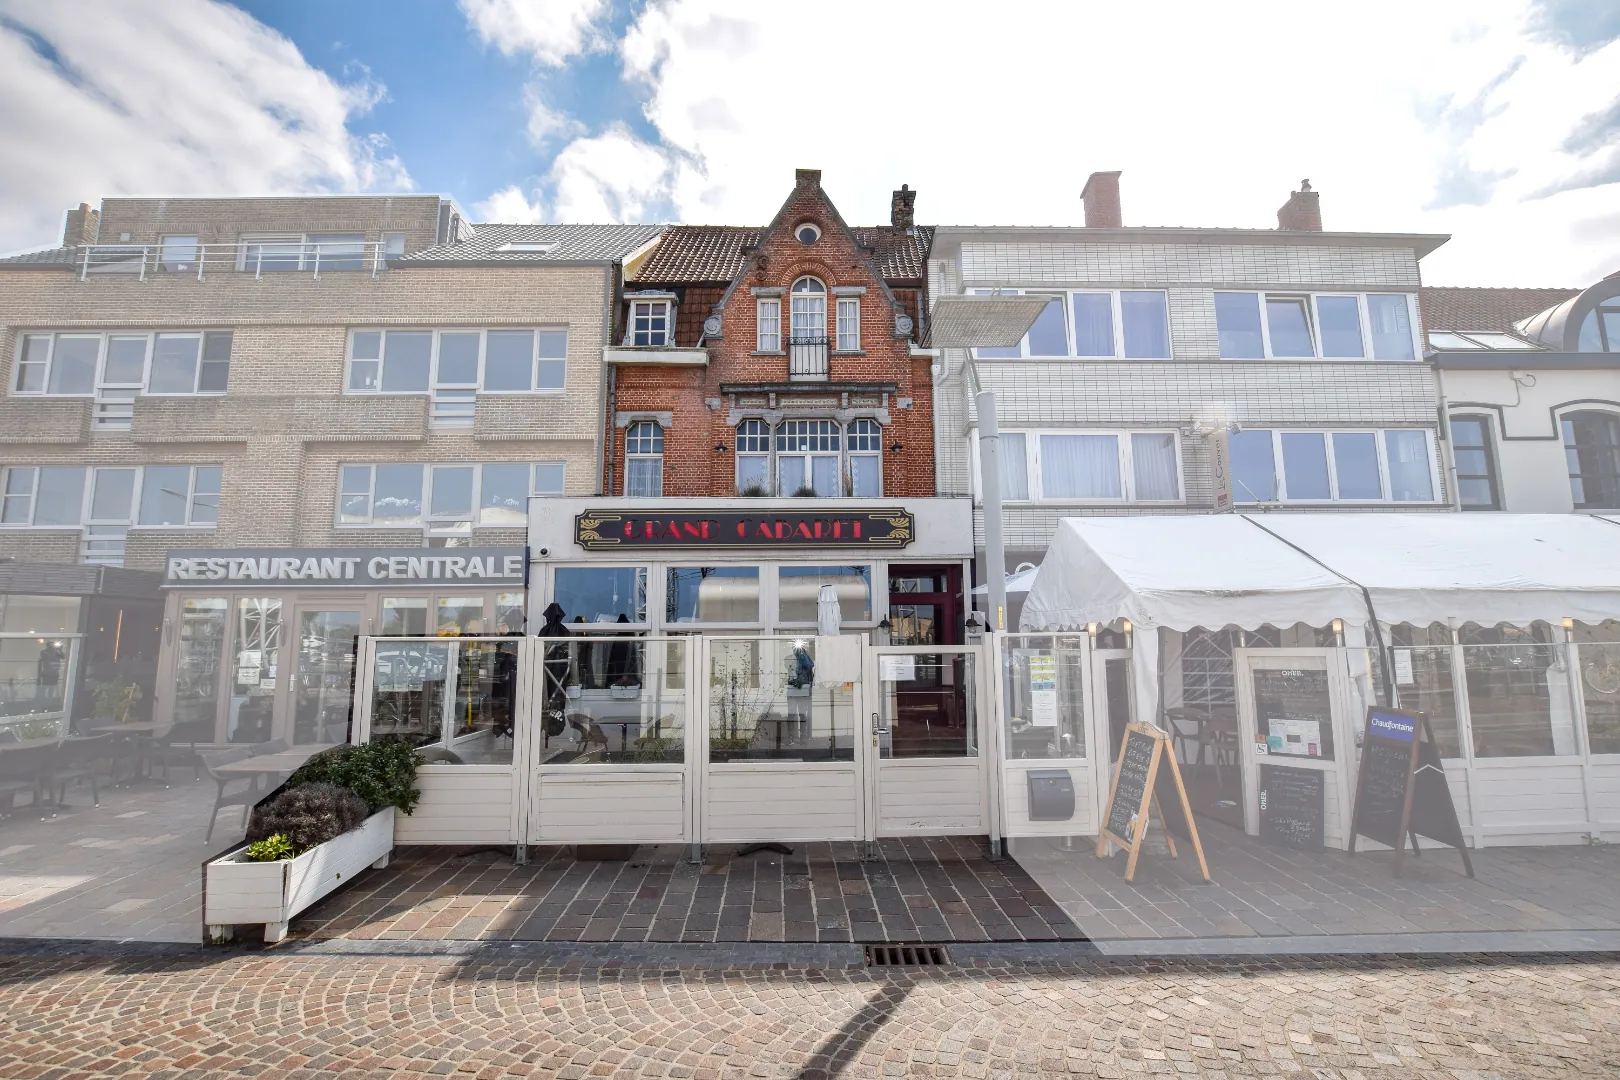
629, 224, 933, 284
1419, 286, 1580, 333
396, 223, 665, 265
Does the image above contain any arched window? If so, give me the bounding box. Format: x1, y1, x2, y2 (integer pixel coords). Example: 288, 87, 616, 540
735, 419, 770, 494
789, 277, 827, 342
1563, 411, 1620, 509
847, 418, 882, 496
776, 419, 840, 496
1577, 303, 1620, 352
624, 421, 664, 498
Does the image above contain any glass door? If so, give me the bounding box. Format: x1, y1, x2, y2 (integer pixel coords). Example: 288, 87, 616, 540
1233, 649, 1354, 844
865, 646, 988, 837
225, 596, 284, 743
290, 605, 363, 747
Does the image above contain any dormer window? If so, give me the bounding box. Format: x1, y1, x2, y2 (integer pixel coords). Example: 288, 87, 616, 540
627, 297, 673, 347
795, 222, 821, 245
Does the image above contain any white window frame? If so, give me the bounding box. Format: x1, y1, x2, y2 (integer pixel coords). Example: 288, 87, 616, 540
775, 418, 842, 497
133, 465, 222, 528
735, 419, 772, 493
625, 299, 674, 347
1214, 291, 1421, 361
732, 418, 886, 498
968, 288, 1173, 360
846, 418, 883, 497
756, 298, 782, 353
335, 462, 565, 529
835, 297, 861, 352
0, 465, 221, 532
789, 278, 828, 343
986, 427, 1185, 504
1229, 428, 1441, 504
624, 422, 664, 498
235, 232, 368, 274
344, 329, 568, 397
10, 331, 231, 398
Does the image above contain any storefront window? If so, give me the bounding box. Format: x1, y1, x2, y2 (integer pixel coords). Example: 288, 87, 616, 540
778, 566, 872, 624
1004, 638, 1086, 759
1461, 621, 1571, 757
0, 635, 76, 730
380, 596, 428, 637
495, 593, 525, 635
707, 638, 853, 762
293, 610, 359, 746
446, 640, 518, 764
228, 597, 282, 743
367, 640, 450, 750
538, 639, 687, 763
666, 567, 760, 624
553, 567, 646, 627
1388, 622, 1461, 757
1, 595, 79, 634
1573, 620, 1620, 755
172, 597, 226, 735
435, 596, 485, 636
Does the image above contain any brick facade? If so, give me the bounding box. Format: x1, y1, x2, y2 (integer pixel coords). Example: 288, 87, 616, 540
608, 170, 934, 499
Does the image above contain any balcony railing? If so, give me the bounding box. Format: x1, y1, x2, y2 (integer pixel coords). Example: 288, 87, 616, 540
788, 334, 829, 380
77, 241, 396, 281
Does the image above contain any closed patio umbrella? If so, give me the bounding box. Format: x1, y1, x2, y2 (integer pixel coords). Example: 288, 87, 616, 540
816, 584, 842, 637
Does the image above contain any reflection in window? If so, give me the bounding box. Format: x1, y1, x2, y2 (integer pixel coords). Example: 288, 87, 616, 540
1461, 622, 1571, 757
379, 597, 428, 637
229, 597, 281, 743
1574, 621, 1620, 755
538, 640, 687, 764
666, 566, 760, 623
171, 597, 226, 735
1450, 415, 1499, 510
1025, 294, 1068, 356
1266, 296, 1315, 357
436, 596, 484, 636
1215, 292, 1264, 358
1120, 291, 1169, 358
367, 640, 450, 751
1562, 411, 1620, 510
553, 567, 647, 626
779, 566, 872, 623
1004, 641, 1087, 759
1367, 294, 1415, 360
1316, 296, 1365, 357
1387, 622, 1460, 757
1229, 429, 1277, 502
707, 639, 854, 762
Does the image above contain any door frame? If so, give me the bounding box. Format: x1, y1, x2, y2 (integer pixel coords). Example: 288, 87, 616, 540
1232, 646, 1356, 839
284, 600, 366, 748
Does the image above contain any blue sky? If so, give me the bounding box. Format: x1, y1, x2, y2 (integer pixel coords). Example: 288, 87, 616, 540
1, 0, 1618, 285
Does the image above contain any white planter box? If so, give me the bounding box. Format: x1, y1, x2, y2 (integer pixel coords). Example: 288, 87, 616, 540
609, 684, 642, 700
205, 806, 395, 943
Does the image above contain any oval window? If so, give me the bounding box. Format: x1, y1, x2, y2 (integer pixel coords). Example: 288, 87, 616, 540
795, 223, 821, 245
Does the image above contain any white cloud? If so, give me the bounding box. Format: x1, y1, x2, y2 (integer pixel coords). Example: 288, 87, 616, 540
548, 126, 680, 222
458, 0, 608, 65
592, 0, 1620, 286
0, 0, 409, 254
524, 85, 584, 148
475, 184, 545, 223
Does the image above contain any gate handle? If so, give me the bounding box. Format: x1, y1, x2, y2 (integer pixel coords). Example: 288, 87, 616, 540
871, 711, 889, 734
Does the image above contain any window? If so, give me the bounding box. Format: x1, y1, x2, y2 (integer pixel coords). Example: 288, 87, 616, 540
836, 298, 861, 351
12, 332, 231, 396
777, 419, 840, 496
627, 300, 672, 347
382, 233, 406, 259
756, 299, 781, 352
1, 464, 219, 533
779, 566, 873, 623
795, 223, 821, 244
159, 235, 198, 273
239, 234, 304, 273
1575, 304, 1620, 352
1450, 415, 1500, 510
308, 233, 365, 271
971, 289, 1170, 359
1428, 331, 1484, 350
789, 278, 827, 344
1215, 292, 1417, 360
994, 429, 1182, 503
625, 422, 664, 498
553, 566, 648, 625
1429, 331, 1539, 351
338, 462, 562, 528
736, 420, 770, 494
1228, 429, 1437, 503
847, 418, 882, 497
1563, 411, 1620, 509
137, 465, 221, 526
346, 329, 567, 394
497, 241, 557, 253
1, 467, 85, 526
667, 566, 760, 623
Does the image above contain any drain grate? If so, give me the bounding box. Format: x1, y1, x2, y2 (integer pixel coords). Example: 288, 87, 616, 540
865, 943, 948, 967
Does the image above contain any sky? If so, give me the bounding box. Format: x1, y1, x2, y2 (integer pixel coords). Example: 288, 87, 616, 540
0, 0, 1617, 286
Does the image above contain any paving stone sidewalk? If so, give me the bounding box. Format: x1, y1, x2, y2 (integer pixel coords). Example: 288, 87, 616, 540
289, 836, 1085, 945
1, 945, 1618, 1077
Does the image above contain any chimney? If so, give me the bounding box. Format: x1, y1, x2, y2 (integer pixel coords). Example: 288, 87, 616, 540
1277, 180, 1322, 231
794, 168, 821, 189
890, 184, 916, 231
61, 202, 99, 247
1081, 171, 1122, 228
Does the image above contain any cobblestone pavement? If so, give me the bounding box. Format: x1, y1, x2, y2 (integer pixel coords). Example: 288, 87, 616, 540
0, 945, 1618, 1077
290, 837, 1084, 944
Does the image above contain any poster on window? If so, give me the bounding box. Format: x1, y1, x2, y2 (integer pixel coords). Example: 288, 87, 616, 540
1267, 717, 1322, 757
1028, 653, 1058, 727
879, 655, 916, 682
1392, 648, 1415, 686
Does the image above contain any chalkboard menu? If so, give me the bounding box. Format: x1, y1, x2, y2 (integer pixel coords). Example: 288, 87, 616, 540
1252, 666, 1334, 759
1349, 707, 1473, 878
1258, 765, 1325, 851
1105, 727, 1157, 843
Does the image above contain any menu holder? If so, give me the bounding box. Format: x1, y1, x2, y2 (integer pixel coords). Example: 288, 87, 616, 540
1349, 706, 1473, 878
1096, 721, 1209, 883
1258, 764, 1325, 851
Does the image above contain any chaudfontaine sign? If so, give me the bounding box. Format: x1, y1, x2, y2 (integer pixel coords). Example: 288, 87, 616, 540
574, 509, 915, 550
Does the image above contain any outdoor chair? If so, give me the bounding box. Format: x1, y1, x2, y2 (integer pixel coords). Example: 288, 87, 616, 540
1165, 707, 1239, 787
199, 746, 260, 844
0, 741, 60, 819
153, 716, 213, 784
42, 734, 116, 814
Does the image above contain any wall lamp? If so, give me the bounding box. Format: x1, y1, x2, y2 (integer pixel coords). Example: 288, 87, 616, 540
889, 442, 904, 454
714, 444, 728, 453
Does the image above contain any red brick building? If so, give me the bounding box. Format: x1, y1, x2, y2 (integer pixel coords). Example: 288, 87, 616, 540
603, 169, 933, 500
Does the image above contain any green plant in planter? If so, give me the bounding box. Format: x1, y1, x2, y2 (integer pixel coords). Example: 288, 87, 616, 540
791, 485, 818, 498
283, 741, 423, 815
736, 481, 769, 497
246, 783, 368, 852
91, 679, 143, 724
243, 833, 296, 862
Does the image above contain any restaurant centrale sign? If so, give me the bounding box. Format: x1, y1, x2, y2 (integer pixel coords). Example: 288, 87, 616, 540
163, 548, 528, 588
574, 509, 915, 550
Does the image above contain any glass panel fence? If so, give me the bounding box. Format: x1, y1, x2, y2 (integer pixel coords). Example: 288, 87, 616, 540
538, 638, 687, 764
366, 639, 452, 752
1462, 641, 1575, 757
1387, 644, 1462, 757
877, 652, 977, 759
1002, 635, 1087, 759
707, 638, 853, 762
1574, 621, 1620, 755
0, 635, 77, 738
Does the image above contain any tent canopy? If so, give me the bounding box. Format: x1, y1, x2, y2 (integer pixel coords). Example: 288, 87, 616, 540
1020, 513, 1620, 633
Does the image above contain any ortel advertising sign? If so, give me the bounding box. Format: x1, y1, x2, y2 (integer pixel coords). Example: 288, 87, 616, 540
574, 509, 914, 550
164, 547, 528, 588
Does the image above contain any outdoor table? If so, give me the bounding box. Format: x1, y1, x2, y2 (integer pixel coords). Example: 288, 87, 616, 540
210, 745, 341, 782
88, 723, 167, 786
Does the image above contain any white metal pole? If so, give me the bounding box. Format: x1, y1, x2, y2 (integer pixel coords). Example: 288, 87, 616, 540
977, 390, 1008, 635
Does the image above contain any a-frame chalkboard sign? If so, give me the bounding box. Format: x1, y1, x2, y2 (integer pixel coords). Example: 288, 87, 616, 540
1096, 722, 1209, 883
1349, 706, 1473, 878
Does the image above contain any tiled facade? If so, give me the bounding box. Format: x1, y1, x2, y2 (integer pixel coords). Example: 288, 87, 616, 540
0, 196, 660, 570
929, 179, 1454, 563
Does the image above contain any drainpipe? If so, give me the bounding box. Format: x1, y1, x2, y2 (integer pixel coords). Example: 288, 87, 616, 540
605, 364, 618, 497
1435, 395, 1463, 512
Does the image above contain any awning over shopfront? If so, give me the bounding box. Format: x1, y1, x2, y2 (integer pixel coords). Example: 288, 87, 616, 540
1021, 513, 1620, 634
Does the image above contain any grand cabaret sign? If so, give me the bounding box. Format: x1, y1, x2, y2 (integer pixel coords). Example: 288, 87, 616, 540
575, 509, 914, 550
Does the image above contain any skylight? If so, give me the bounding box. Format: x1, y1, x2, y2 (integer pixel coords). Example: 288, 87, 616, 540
1428, 331, 1542, 351
499, 241, 558, 253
